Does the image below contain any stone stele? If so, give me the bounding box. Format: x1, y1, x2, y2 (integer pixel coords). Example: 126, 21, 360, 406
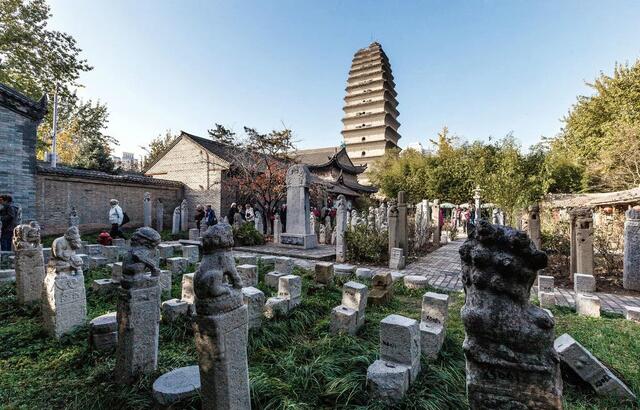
459, 220, 563, 409
13, 221, 45, 304
42, 226, 87, 338
192, 223, 251, 410
623, 209, 640, 291
280, 164, 317, 249
115, 227, 162, 384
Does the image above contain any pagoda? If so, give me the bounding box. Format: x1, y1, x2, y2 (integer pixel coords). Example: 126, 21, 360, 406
341, 42, 401, 174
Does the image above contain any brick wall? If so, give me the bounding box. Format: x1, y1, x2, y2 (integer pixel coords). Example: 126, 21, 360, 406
146, 137, 230, 224
0, 105, 40, 220
36, 171, 183, 235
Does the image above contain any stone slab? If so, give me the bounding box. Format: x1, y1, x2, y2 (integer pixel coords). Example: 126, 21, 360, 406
234, 244, 336, 261
574, 273, 596, 293
162, 298, 189, 321
242, 286, 265, 329
404, 275, 428, 289
379, 314, 421, 382
330, 305, 358, 335
152, 365, 201, 406
625, 306, 640, 323
237, 264, 258, 288
315, 262, 334, 284
355, 268, 374, 279
264, 297, 289, 319
334, 264, 355, 277
366, 359, 410, 403
576, 294, 601, 318
265, 271, 286, 289
278, 275, 302, 309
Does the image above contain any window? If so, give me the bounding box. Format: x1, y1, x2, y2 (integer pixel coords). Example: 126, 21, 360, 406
361, 137, 366, 142
361, 151, 366, 156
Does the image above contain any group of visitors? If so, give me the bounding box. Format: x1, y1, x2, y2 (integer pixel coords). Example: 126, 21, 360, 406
194, 205, 218, 230
227, 203, 257, 224
0, 195, 19, 251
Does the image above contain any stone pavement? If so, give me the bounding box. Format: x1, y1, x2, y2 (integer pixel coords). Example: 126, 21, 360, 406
235, 238, 640, 315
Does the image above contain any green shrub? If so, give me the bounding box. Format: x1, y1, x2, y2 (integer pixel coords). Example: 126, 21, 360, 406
345, 225, 388, 264
233, 222, 265, 246
541, 221, 570, 255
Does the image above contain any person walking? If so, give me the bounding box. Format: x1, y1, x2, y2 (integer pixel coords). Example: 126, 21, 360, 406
227, 203, 238, 223
204, 205, 217, 227
108, 199, 125, 239
194, 205, 205, 230
0, 195, 18, 251
245, 204, 255, 222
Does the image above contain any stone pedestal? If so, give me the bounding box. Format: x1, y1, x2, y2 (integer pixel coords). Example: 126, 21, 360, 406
15, 248, 45, 304
388, 205, 399, 256
242, 286, 265, 329
172, 207, 181, 235
42, 269, 87, 338
570, 208, 592, 275
115, 275, 161, 383
432, 199, 441, 248
389, 247, 405, 270
623, 209, 640, 290
314, 262, 334, 284
397, 191, 408, 256
369, 272, 393, 305
237, 264, 258, 287
89, 312, 118, 351
420, 292, 449, 359
193, 304, 251, 410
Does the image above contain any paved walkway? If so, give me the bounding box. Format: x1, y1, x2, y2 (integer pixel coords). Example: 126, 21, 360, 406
236, 238, 640, 315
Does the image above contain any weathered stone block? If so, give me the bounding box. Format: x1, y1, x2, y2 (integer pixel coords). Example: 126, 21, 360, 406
379, 314, 421, 382
421, 292, 449, 326
342, 281, 368, 314
171, 243, 183, 253
389, 247, 405, 270
167, 257, 189, 275
102, 245, 120, 263
330, 305, 358, 335
420, 321, 445, 360
157, 243, 174, 259
88, 256, 108, 269
314, 262, 334, 284
162, 298, 189, 321
89, 312, 117, 351
278, 274, 302, 309
554, 333, 636, 400
264, 297, 289, 319
92, 278, 117, 295
259, 255, 276, 268
538, 275, 555, 293
111, 262, 123, 282
42, 247, 52, 265
14, 248, 45, 304
84, 244, 102, 256
575, 293, 601, 318
623, 209, 640, 290
366, 359, 410, 403
159, 269, 172, 294
404, 275, 428, 289
539, 291, 556, 308
574, 273, 596, 293
242, 286, 265, 329
265, 271, 286, 289
334, 264, 355, 277
274, 256, 294, 275
152, 365, 201, 407
390, 271, 405, 282
369, 272, 394, 306
181, 245, 199, 264
237, 255, 257, 265
237, 264, 258, 287
624, 306, 640, 323
188, 228, 200, 241
181, 273, 195, 305
75, 253, 89, 267
355, 268, 374, 279
0, 269, 15, 283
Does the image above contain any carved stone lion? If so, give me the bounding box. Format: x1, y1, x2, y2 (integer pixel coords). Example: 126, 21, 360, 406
50, 226, 83, 275
13, 221, 41, 251
122, 227, 161, 280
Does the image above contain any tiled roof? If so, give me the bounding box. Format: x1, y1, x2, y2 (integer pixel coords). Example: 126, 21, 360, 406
296, 146, 368, 174
545, 186, 640, 208
0, 83, 47, 120
37, 163, 183, 187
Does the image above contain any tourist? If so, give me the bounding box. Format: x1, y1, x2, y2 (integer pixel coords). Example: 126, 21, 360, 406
463, 208, 471, 233
204, 205, 217, 227
245, 204, 255, 222
227, 203, 239, 223
194, 205, 205, 230
108, 199, 126, 239
280, 203, 287, 232
0, 195, 18, 251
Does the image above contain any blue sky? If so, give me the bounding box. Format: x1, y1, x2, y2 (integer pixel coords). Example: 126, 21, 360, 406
48, 0, 640, 157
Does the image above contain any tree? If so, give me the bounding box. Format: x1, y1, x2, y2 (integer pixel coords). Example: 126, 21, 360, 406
553, 60, 640, 191
73, 136, 114, 173
205, 125, 296, 233
142, 130, 178, 170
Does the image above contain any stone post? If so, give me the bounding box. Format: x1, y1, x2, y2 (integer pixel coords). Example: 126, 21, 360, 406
180, 199, 189, 232
192, 224, 251, 410
528, 205, 542, 249
115, 227, 162, 384
575, 212, 594, 276
254, 210, 264, 234
473, 186, 481, 221
335, 195, 347, 263
432, 199, 441, 247
397, 191, 407, 256
281, 164, 316, 248
42, 227, 86, 338
143, 192, 152, 227
324, 215, 332, 245
172, 206, 181, 235
155, 199, 164, 232
388, 205, 399, 257
623, 208, 640, 290
274, 213, 282, 244
13, 221, 45, 304
569, 207, 591, 275
459, 221, 562, 409
68, 207, 79, 228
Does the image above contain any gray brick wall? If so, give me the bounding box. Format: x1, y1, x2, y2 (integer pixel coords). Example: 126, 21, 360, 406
0, 106, 38, 220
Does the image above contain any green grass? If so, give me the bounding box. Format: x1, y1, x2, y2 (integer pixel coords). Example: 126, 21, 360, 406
0, 265, 639, 409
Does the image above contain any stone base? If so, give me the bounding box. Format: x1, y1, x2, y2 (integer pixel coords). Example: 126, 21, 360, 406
162, 299, 189, 321
89, 312, 117, 351
242, 287, 265, 329
42, 270, 87, 338
355, 268, 374, 279
538, 291, 556, 308
265, 271, 286, 288
333, 264, 355, 277
330, 305, 358, 335
625, 306, 640, 323
237, 255, 257, 265
152, 365, 201, 407
92, 278, 117, 295
264, 297, 289, 318
193, 305, 251, 410
576, 294, 601, 318
280, 233, 317, 249
369, 288, 393, 305
0, 269, 16, 284
237, 264, 258, 287
419, 322, 445, 360
404, 275, 428, 289
366, 359, 410, 402
314, 262, 334, 284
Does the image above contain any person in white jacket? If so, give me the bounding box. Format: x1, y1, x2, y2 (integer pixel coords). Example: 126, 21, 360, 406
108, 199, 125, 239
